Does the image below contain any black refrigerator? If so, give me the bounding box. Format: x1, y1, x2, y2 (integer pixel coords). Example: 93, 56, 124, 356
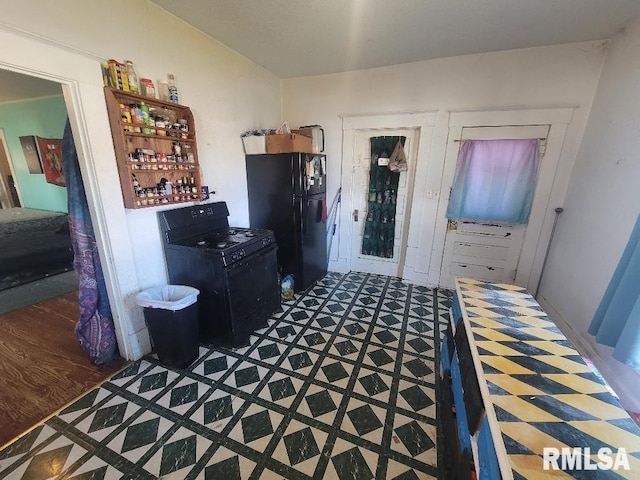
245, 153, 327, 292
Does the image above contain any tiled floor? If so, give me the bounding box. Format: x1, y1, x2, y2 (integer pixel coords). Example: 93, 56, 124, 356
0, 272, 449, 479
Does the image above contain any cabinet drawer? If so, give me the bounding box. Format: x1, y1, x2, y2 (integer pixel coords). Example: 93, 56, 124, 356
450, 262, 512, 282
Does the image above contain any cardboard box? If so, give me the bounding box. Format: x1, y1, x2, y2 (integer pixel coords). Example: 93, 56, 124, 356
266, 133, 312, 153
242, 135, 267, 154
292, 128, 312, 137
293, 128, 323, 153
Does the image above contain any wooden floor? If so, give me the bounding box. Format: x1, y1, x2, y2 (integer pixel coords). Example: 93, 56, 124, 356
0, 291, 128, 447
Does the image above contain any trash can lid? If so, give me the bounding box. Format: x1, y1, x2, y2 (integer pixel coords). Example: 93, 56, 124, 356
135, 285, 199, 311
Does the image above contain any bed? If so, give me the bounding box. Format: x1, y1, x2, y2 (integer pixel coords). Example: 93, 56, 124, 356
0, 208, 74, 290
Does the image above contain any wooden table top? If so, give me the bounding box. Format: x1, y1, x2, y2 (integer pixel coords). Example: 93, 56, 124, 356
454, 277, 640, 479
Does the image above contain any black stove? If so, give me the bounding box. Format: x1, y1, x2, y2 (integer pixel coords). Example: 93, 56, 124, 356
171, 227, 275, 266
158, 202, 280, 347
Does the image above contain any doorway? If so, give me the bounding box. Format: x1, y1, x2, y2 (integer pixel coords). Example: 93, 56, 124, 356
342, 112, 437, 285
439, 125, 550, 287
0, 132, 20, 208
0, 25, 144, 361
349, 128, 418, 276
0, 67, 125, 443
340, 112, 437, 283
432, 108, 576, 292
0, 72, 74, 297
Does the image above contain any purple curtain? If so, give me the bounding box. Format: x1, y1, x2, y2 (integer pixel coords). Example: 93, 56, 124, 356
62, 120, 118, 365
446, 139, 540, 224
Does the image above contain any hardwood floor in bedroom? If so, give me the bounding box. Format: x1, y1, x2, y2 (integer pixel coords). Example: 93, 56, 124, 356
0, 291, 127, 447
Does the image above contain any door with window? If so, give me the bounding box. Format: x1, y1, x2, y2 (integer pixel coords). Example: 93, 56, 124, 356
439, 125, 550, 288
350, 128, 418, 276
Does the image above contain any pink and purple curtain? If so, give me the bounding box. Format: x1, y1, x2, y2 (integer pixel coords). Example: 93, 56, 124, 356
446, 139, 540, 224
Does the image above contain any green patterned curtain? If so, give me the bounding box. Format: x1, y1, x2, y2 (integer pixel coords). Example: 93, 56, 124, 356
361, 136, 406, 258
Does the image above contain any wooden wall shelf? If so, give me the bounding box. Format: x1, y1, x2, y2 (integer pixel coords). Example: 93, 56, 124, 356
104, 87, 203, 209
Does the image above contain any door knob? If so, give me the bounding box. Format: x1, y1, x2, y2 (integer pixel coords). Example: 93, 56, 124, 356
353, 209, 359, 222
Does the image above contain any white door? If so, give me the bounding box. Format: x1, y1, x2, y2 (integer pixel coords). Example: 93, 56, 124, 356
439, 125, 550, 288
440, 220, 527, 286
350, 128, 418, 276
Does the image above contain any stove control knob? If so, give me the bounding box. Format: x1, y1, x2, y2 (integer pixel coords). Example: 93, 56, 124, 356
262, 237, 272, 246
231, 249, 246, 262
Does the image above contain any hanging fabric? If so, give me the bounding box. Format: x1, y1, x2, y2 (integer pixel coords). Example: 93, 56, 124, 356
361, 136, 406, 258
62, 120, 118, 365
446, 139, 540, 224
589, 212, 640, 369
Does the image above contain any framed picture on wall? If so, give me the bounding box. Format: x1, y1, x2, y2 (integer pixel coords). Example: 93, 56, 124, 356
35, 137, 65, 187
19, 135, 43, 174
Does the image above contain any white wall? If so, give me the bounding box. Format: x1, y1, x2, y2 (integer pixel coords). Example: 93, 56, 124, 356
283, 41, 606, 286
4, 2, 636, 410
537, 17, 640, 411
0, 0, 281, 359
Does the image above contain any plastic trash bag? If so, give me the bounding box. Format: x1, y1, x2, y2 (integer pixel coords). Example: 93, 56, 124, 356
281, 274, 294, 301
135, 285, 199, 311
388, 139, 407, 172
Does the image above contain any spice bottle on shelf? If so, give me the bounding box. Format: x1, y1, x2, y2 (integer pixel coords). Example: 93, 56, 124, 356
125, 60, 139, 94
183, 143, 194, 163
167, 74, 179, 103
139, 102, 150, 124
120, 103, 131, 123
140, 78, 155, 98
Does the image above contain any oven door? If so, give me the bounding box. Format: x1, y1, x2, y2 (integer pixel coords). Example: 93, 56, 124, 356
224, 244, 280, 345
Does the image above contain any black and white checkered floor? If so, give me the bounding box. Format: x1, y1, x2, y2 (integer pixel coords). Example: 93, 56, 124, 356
0, 272, 449, 479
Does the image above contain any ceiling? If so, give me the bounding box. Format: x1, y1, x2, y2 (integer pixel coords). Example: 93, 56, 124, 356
0, 70, 62, 104
2, 0, 640, 102
152, 0, 640, 78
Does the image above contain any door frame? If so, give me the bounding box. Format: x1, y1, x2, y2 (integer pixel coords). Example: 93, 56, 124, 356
0, 130, 21, 208
339, 112, 437, 278
431, 108, 576, 293
349, 127, 419, 277
0, 26, 145, 360
438, 124, 551, 288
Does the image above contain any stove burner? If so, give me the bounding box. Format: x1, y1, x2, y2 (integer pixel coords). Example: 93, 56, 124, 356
171, 225, 266, 254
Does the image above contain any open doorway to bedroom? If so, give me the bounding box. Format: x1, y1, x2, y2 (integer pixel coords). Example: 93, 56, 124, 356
0, 69, 126, 448
0, 70, 77, 309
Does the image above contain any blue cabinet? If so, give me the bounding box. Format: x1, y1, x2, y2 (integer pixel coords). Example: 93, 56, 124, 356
440, 296, 500, 479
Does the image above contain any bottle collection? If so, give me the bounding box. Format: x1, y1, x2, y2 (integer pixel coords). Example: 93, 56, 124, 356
119, 102, 190, 138
127, 143, 196, 169
102, 59, 179, 103
132, 173, 199, 207
105, 65, 201, 209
